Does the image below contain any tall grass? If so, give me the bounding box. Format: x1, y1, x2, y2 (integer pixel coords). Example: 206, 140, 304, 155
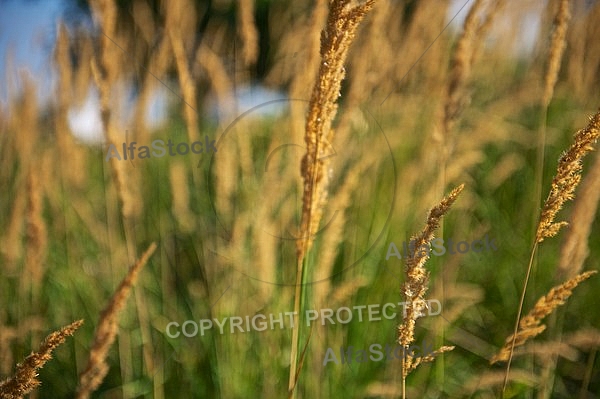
1, 0, 599, 398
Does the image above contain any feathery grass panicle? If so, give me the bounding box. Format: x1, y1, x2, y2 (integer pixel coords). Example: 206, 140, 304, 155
0, 320, 83, 399
398, 184, 464, 348
536, 109, 600, 243
503, 109, 600, 393
491, 270, 597, 364
543, 0, 571, 107
397, 184, 463, 383
76, 243, 157, 399
297, 0, 375, 262
404, 345, 456, 375
557, 147, 600, 279
289, 2, 375, 396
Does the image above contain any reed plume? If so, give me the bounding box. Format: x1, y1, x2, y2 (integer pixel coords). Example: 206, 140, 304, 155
76, 243, 157, 399
503, 108, 600, 392
398, 184, 463, 386
0, 320, 83, 399
296, 0, 375, 261
289, 1, 375, 397
557, 147, 600, 280
536, 109, 600, 243
491, 270, 596, 364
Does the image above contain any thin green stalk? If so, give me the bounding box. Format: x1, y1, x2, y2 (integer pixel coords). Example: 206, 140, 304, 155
288, 253, 311, 399
502, 242, 538, 394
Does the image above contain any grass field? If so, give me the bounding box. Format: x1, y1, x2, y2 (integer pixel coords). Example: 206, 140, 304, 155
1, 0, 600, 398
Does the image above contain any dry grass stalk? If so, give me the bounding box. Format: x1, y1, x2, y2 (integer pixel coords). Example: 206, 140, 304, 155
89, 0, 141, 221
167, 0, 200, 143
2, 180, 26, 269
296, 0, 375, 262
268, 0, 327, 99
565, 327, 600, 350
343, 0, 390, 106
132, 35, 172, 145
24, 167, 47, 294
557, 147, 600, 279
314, 159, 369, 303
289, 2, 375, 396
581, 3, 600, 97
0, 320, 83, 399
503, 109, 600, 393
536, 109, 600, 243
404, 345, 456, 376
396, 185, 464, 398
442, 0, 482, 136
398, 184, 464, 348
76, 243, 157, 399
288, 0, 328, 149
542, 0, 571, 107
443, 0, 504, 137
195, 42, 234, 120
237, 0, 259, 68
491, 270, 597, 364
0, 327, 18, 377
169, 162, 194, 233
54, 24, 87, 188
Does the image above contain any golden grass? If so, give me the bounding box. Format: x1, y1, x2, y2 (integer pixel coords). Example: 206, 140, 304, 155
290, 1, 375, 396
502, 108, 600, 393
491, 270, 597, 364
398, 184, 463, 388
76, 243, 157, 399
297, 0, 375, 260
1, 1, 600, 397
0, 320, 83, 399
557, 147, 600, 280
536, 109, 600, 243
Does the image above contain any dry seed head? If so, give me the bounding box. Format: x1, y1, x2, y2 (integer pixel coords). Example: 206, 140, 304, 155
491, 270, 597, 364
536, 109, 600, 243
76, 243, 156, 399
0, 320, 83, 399
557, 147, 600, 279
297, 0, 375, 261
397, 184, 464, 348
404, 345, 455, 378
